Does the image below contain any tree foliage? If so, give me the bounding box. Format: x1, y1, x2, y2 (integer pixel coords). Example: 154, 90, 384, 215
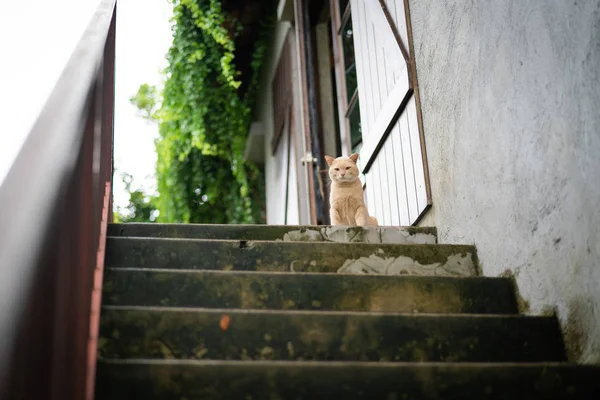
130, 83, 159, 120
115, 173, 159, 223
131, 0, 271, 224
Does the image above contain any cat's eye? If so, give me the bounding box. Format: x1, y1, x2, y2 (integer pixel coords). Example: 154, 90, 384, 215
334, 168, 339, 171
345, 167, 350, 170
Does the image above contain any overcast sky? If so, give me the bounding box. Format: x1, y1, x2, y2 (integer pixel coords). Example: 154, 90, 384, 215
0, 0, 172, 210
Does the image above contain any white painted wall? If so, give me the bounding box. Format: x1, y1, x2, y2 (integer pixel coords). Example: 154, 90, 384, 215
257, 22, 289, 224
410, 0, 600, 362
256, 22, 307, 225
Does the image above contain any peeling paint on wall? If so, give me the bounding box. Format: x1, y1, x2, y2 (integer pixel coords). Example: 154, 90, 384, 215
337, 252, 476, 276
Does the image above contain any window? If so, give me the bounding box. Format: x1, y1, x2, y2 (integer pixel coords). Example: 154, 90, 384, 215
332, 0, 362, 153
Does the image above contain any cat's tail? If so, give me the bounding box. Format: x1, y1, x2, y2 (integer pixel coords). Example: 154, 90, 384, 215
367, 216, 378, 226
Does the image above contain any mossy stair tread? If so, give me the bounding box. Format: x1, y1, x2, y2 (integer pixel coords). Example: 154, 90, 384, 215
102, 268, 517, 313
97, 225, 597, 398
107, 223, 438, 244
104, 237, 477, 275
98, 306, 566, 362
95, 359, 600, 400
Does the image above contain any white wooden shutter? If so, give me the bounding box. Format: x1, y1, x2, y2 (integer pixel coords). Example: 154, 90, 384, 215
350, 0, 429, 225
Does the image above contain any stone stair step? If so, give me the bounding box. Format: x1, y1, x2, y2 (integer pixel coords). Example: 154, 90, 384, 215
103, 268, 518, 314
104, 238, 478, 276
107, 223, 438, 244
98, 306, 566, 363
95, 359, 599, 400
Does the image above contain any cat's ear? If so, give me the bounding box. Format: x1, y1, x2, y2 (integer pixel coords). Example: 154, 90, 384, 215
349, 153, 359, 163
325, 155, 335, 166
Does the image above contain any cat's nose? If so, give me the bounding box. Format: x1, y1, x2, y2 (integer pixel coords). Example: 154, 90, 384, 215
340, 172, 346, 176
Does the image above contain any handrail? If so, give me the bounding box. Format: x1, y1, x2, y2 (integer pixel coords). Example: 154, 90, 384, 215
0, 1, 116, 399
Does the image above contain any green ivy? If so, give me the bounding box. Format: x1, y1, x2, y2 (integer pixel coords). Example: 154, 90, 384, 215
134, 0, 271, 224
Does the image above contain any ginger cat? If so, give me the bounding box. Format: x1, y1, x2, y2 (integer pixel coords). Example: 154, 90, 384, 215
325, 153, 378, 226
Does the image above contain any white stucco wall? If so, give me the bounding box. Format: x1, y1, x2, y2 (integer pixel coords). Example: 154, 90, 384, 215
257, 22, 292, 224
256, 22, 311, 225
409, 0, 600, 362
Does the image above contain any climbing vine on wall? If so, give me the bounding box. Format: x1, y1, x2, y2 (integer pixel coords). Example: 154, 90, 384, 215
133, 0, 271, 223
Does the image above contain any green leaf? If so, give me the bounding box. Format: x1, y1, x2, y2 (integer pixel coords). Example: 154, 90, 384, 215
129, 0, 274, 224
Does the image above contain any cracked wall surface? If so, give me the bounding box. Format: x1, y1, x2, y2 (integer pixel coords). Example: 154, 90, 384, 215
409, 0, 600, 363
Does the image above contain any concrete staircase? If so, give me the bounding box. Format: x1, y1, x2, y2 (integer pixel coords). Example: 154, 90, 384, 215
95, 223, 598, 399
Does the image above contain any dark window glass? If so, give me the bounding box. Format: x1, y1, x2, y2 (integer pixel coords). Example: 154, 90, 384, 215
348, 100, 362, 150
338, 0, 350, 15
341, 17, 355, 70
341, 17, 357, 103
345, 64, 357, 102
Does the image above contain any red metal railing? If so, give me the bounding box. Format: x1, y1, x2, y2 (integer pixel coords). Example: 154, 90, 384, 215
0, 1, 116, 399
